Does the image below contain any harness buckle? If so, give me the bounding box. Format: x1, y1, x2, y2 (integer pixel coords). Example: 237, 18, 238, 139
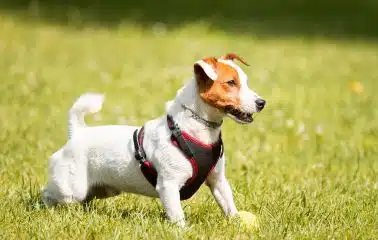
171, 124, 182, 139
135, 149, 146, 162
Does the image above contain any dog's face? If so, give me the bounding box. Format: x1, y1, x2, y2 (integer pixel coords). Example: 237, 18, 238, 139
194, 53, 265, 124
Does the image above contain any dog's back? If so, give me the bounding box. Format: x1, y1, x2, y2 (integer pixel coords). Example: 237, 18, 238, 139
42, 94, 158, 206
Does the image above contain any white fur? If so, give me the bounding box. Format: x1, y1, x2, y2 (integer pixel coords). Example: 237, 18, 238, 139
68, 93, 104, 138
41, 59, 262, 227
195, 60, 218, 80
219, 59, 260, 114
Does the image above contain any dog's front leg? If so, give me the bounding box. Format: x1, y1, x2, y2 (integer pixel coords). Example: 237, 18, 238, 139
156, 178, 185, 227
206, 156, 238, 217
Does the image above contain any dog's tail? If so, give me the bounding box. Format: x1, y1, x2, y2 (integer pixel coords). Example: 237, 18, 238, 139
68, 93, 104, 138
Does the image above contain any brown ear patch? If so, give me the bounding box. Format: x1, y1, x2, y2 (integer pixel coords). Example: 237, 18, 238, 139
197, 60, 242, 111
203, 56, 217, 66
220, 53, 249, 66
194, 57, 217, 82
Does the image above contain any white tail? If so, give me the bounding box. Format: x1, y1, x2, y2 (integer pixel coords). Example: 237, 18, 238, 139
68, 93, 104, 138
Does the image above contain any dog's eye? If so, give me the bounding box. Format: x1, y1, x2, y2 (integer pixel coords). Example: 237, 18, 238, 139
227, 80, 236, 87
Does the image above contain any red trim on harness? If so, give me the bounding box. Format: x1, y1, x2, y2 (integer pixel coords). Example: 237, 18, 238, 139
140, 161, 157, 187
180, 131, 219, 149
135, 116, 223, 200
143, 161, 157, 175
138, 127, 157, 176
171, 138, 198, 184
166, 115, 220, 149
185, 157, 198, 185
138, 129, 144, 147
169, 128, 222, 187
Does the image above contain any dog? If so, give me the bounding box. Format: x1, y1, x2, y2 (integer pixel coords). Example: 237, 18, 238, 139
41, 53, 266, 227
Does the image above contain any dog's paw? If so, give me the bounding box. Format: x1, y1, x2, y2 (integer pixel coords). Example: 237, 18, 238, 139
168, 217, 186, 228
175, 219, 186, 228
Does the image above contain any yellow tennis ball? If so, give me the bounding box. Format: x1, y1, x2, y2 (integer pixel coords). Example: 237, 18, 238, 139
238, 211, 259, 230
348, 80, 364, 94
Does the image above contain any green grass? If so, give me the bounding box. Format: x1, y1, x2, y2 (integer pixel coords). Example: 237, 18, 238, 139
1, 9, 378, 239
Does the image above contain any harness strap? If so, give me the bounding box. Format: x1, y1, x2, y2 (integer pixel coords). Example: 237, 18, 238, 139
133, 127, 157, 186
133, 127, 146, 163
166, 115, 194, 159
167, 115, 224, 160
133, 115, 224, 200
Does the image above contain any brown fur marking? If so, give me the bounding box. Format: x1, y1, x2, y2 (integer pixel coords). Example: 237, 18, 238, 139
195, 56, 243, 111
220, 53, 249, 66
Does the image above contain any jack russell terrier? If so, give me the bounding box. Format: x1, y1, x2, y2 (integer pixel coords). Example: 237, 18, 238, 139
41, 53, 266, 227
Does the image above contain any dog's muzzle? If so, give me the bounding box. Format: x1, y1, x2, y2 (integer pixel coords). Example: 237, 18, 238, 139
225, 99, 266, 124
225, 106, 254, 123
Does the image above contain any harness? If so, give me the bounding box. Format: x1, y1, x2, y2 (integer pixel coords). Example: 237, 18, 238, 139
133, 115, 223, 200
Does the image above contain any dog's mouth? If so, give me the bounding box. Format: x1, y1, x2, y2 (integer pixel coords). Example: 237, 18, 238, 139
224, 106, 253, 124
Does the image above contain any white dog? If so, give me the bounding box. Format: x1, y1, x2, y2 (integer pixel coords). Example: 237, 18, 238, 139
42, 53, 266, 227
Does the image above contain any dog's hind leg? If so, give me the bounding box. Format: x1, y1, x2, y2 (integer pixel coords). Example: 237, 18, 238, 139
42, 148, 89, 206
42, 93, 104, 206
42, 149, 72, 206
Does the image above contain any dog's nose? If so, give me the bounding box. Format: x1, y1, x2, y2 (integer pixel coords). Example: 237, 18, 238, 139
255, 99, 266, 111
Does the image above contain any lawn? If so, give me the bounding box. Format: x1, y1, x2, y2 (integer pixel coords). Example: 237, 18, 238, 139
0, 4, 378, 239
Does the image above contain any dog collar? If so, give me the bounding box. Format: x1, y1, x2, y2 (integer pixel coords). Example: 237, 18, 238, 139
181, 104, 222, 129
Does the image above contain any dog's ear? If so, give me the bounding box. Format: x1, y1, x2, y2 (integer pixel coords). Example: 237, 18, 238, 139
194, 57, 218, 82
220, 53, 249, 66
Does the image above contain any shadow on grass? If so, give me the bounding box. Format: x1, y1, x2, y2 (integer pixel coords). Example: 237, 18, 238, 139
22, 182, 165, 221
0, 0, 378, 40
82, 199, 167, 221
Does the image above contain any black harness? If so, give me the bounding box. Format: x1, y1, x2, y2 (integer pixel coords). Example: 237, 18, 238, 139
133, 115, 223, 200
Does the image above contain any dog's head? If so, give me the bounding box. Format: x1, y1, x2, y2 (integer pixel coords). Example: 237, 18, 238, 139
194, 53, 265, 124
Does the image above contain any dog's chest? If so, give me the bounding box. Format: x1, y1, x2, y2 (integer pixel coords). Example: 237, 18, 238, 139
135, 120, 223, 200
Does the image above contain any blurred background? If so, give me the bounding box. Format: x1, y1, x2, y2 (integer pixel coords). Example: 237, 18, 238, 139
1, 0, 378, 39
0, 1, 377, 239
